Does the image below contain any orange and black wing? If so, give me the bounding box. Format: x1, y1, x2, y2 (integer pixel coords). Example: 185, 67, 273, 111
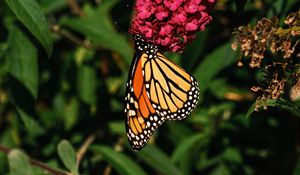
142, 52, 200, 120
125, 34, 200, 150
125, 51, 200, 150
124, 53, 162, 150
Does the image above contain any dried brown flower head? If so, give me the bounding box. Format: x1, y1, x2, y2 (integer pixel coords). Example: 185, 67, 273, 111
232, 9, 300, 110
290, 77, 300, 101
232, 18, 278, 68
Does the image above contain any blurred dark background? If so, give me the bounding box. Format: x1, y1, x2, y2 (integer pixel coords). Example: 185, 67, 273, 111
0, 0, 299, 175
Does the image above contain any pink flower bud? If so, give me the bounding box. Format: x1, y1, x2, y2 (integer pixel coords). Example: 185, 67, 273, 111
129, 0, 215, 52
185, 19, 199, 31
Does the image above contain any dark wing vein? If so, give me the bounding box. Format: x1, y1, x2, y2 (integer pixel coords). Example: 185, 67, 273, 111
157, 55, 190, 82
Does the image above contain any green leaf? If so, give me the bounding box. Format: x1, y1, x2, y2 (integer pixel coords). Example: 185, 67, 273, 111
177, 152, 193, 175
8, 149, 33, 175
246, 98, 300, 118
57, 140, 79, 175
15, 108, 45, 136
6, 25, 44, 136
77, 65, 96, 105
194, 42, 236, 102
268, 0, 283, 17
40, 0, 68, 14
189, 102, 235, 126
5, 0, 53, 56
137, 145, 182, 175
91, 145, 147, 175
165, 52, 181, 65
282, 1, 298, 15
7, 25, 38, 99
222, 147, 242, 164
293, 156, 300, 175
166, 122, 193, 144
108, 121, 125, 135
172, 134, 208, 163
197, 153, 220, 171
209, 79, 230, 99
110, 98, 123, 112
172, 141, 195, 175
63, 98, 79, 130
60, 2, 132, 66
209, 164, 231, 175
76, 48, 97, 105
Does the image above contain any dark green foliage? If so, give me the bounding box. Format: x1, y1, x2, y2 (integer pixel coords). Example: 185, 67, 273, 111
0, 0, 299, 175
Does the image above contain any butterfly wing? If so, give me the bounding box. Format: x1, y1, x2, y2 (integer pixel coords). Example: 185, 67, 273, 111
125, 48, 200, 151
142, 52, 200, 120
124, 53, 162, 150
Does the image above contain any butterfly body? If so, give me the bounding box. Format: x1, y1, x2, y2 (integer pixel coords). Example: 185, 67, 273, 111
124, 35, 200, 150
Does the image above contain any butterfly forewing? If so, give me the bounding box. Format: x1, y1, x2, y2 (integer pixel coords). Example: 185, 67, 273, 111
143, 52, 200, 120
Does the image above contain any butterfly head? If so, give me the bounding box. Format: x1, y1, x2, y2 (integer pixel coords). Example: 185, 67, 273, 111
132, 34, 158, 54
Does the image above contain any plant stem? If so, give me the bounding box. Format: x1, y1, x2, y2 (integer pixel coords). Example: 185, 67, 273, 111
276, 26, 300, 36
77, 134, 96, 167
50, 24, 107, 52
66, 0, 84, 16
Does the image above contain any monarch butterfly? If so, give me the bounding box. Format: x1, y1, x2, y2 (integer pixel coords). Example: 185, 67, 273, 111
124, 35, 200, 150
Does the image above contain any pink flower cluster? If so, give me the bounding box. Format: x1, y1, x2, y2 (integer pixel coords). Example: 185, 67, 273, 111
129, 0, 215, 52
